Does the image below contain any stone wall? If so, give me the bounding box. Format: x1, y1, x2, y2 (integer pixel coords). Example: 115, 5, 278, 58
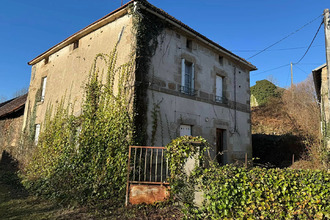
23, 12, 135, 131
146, 28, 252, 163
0, 115, 24, 162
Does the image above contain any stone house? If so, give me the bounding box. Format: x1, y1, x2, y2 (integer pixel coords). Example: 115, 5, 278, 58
0, 94, 27, 161
23, 0, 256, 164
312, 64, 330, 147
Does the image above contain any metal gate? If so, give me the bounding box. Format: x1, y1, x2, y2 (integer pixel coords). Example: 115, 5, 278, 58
125, 146, 170, 205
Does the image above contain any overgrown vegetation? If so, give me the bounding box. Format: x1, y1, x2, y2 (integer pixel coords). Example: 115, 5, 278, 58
22, 44, 135, 205
166, 136, 330, 219
165, 136, 209, 207
282, 76, 328, 169
131, 3, 167, 146
252, 76, 328, 169
251, 79, 283, 106
197, 164, 329, 219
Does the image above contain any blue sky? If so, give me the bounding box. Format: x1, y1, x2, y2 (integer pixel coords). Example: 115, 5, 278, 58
0, 0, 329, 100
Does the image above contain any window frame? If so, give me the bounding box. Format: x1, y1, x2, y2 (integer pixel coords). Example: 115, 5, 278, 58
181, 58, 195, 96
215, 75, 227, 104
41, 76, 47, 102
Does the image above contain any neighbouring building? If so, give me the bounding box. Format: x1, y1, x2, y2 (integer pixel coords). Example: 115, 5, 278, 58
0, 94, 27, 161
23, 0, 256, 164
312, 63, 330, 148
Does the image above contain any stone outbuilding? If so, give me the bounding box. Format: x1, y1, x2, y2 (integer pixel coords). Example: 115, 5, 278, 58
0, 93, 27, 161
23, 0, 256, 164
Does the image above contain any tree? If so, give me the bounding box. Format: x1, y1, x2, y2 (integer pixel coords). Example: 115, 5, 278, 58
13, 87, 28, 98
251, 80, 282, 106
281, 75, 325, 168
282, 75, 319, 139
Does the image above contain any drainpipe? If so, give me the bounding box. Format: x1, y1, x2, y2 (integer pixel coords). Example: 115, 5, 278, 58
234, 66, 237, 133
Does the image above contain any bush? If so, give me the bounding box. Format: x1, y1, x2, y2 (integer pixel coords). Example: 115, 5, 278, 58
197, 164, 330, 219
166, 137, 330, 219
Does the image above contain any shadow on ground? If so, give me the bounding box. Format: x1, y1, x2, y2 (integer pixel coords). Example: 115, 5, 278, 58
0, 150, 62, 220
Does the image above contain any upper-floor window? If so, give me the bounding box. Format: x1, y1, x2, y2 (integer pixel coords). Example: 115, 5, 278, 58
216, 75, 226, 103
218, 56, 223, 65
180, 59, 195, 96
186, 39, 192, 49
41, 76, 47, 102
73, 40, 79, 50
44, 57, 49, 65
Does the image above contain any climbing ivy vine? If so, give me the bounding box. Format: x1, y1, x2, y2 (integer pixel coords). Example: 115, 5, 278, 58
131, 2, 168, 145
22, 44, 135, 204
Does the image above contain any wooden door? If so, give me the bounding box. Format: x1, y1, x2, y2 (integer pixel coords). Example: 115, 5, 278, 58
216, 128, 225, 165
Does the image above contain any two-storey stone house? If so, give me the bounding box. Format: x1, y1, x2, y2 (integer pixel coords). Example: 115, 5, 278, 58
23, 0, 256, 164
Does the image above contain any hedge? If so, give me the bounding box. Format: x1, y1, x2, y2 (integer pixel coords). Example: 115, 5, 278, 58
195, 165, 330, 219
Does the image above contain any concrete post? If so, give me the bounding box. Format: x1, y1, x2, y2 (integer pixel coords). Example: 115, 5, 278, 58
324, 9, 330, 101
324, 9, 330, 150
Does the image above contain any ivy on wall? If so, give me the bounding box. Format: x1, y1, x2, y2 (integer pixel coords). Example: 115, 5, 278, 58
22, 44, 135, 204
131, 3, 167, 145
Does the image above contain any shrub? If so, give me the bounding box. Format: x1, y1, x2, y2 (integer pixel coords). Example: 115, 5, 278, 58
197, 164, 330, 219
166, 137, 330, 219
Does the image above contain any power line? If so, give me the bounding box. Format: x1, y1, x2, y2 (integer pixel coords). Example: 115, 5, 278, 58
252, 63, 290, 76
247, 14, 323, 60
232, 45, 322, 52
294, 64, 309, 75
293, 20, 324, 64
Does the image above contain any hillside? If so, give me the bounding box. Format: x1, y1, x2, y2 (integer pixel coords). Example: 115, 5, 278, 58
251, 99, 296, 135
251, 99, 306, 168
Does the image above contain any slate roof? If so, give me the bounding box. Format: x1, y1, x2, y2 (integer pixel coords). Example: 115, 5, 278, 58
0, 93, 28, 119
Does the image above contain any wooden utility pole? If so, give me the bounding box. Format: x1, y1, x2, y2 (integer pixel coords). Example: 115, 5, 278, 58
324, 9, 330, 101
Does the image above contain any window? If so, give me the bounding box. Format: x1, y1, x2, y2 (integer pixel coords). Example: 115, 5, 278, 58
35, 124, 40, 145
41, 76, 47, 102
218, 55, 223, 65
181, 59, 195, 95
186, 39, 192, 49
73, 40, 79, 50
180, 125, 191, 136
216, 75, 226, 103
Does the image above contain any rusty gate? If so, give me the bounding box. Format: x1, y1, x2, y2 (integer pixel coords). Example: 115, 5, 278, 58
125, 146, 170, 205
